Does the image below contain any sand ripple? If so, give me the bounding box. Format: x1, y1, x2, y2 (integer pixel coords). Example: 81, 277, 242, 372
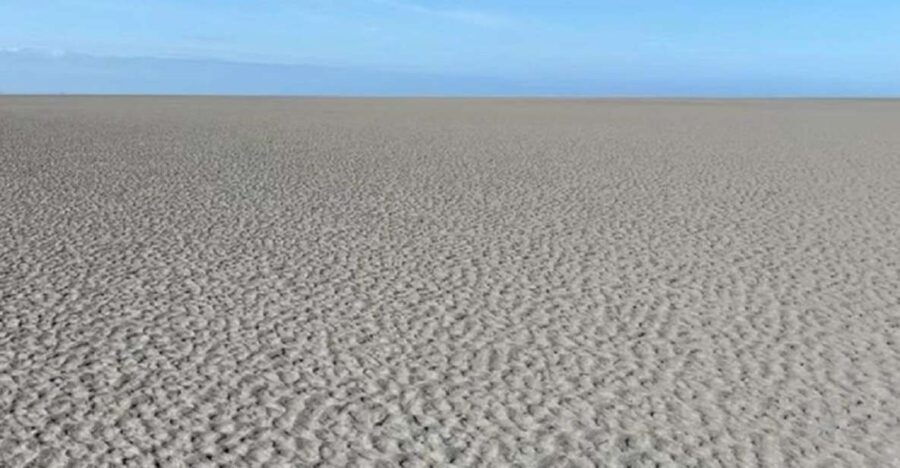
1, 98, 899, 466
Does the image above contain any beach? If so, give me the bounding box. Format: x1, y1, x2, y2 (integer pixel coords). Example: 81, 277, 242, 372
1, 97, 899, 466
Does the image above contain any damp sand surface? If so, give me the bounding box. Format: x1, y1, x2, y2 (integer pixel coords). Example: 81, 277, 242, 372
2, 97, 899, 466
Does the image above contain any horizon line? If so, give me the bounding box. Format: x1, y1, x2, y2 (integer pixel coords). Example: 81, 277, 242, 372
2, 94, 899, 100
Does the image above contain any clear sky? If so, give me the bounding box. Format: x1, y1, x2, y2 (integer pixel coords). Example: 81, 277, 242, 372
2, 0, 899, 95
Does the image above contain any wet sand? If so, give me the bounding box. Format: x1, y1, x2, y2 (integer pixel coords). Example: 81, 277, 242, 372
1, 97, 899, 466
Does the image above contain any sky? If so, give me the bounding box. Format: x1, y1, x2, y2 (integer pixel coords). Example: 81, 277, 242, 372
1, 0, 899, 96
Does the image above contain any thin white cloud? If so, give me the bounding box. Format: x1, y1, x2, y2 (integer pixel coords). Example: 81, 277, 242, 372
377, 0, 514, 28
0, 46, 68, 57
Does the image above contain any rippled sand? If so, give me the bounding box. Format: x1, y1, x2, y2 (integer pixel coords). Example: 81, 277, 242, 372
2, 97, 899, 466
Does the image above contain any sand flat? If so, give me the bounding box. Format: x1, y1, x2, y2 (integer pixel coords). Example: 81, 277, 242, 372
1, 97, 899, 466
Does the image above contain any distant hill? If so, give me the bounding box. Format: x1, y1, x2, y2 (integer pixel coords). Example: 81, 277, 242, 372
0, 49, 520, 96
3, 49, 894, 97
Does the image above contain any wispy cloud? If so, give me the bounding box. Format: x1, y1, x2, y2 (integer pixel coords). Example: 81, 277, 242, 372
0, 46, 68, 57
377, 0, 514, 28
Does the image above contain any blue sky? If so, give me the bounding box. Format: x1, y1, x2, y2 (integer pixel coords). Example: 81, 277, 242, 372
2, 0, 899, 95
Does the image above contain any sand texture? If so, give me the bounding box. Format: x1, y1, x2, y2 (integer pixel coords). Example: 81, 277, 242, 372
1, 97, 899, 467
